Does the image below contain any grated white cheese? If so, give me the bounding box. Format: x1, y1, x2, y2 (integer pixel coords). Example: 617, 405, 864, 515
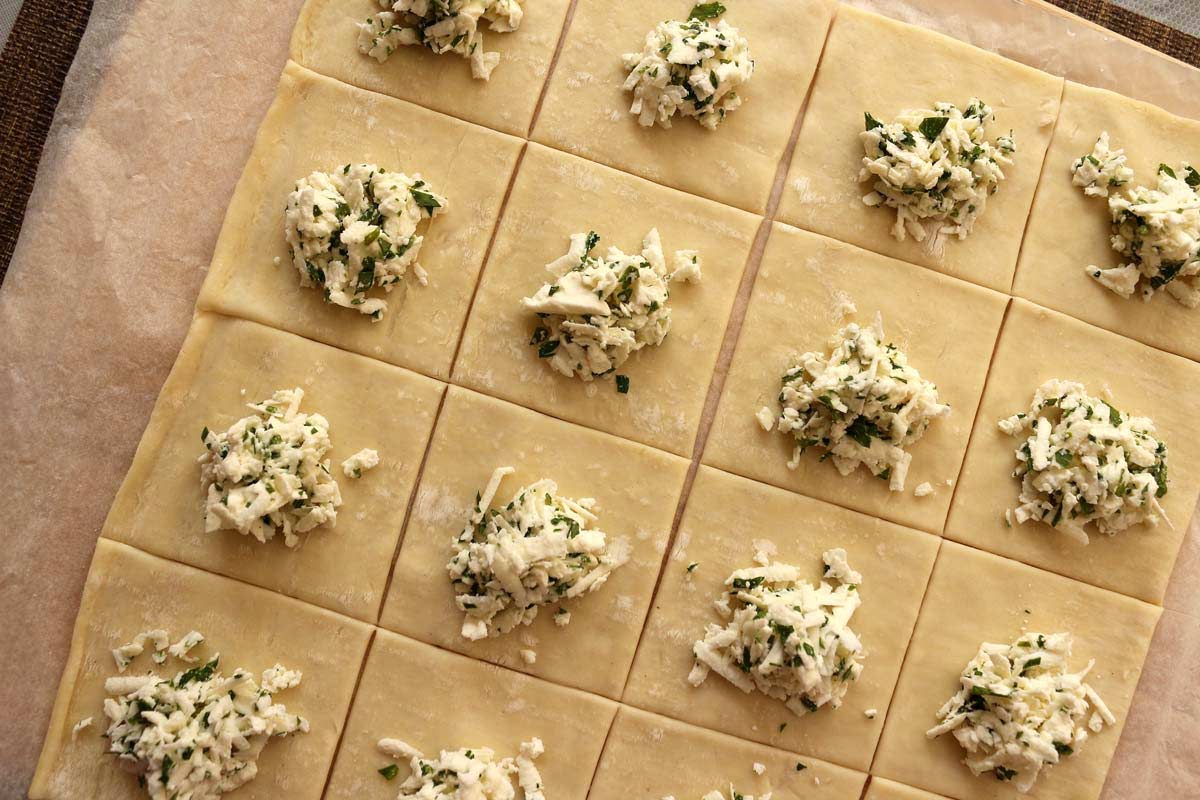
689, 549, 866, 717
522, 229, 700, 392
751, 762, 766, 775
927, 632, 1114, 794
199, 388, 345, 548
357, 0, 524, 80
621, 5, 754, 130
1070, 131, 1133, 198
284, 163, 446, 320
342, 448, 381, 478
376, 737, 546, 800
913, 482, 933, 497
448, 467, 628, 640
759, 317, 949, 491
860, 98, 1015, 251
864, 708, 878, 719
96, 632, 307, 800
1071, 134, 1200, 306
519, 649, 537, 665
999, 379, 1169, 544
71, 717, 93, 740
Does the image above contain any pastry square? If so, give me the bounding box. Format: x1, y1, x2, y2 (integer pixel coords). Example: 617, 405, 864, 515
101, 312, 445, 621
623, 466, 939, 771
777, 5, 1063, 292
30, 539, 372, 800
874, 541, 1161, 800
589, 706, 867, 800
323, 630, 617, 800
531, 0, 836, 213
453, 143, 760, 457
945, 299, 1200, 603
1013, 81, 1200, 363
864, 778, 952, 800
197, 61, 523, 381
379, 386, 690, 698
291, 0, 572, 137
703, 223, 1008, 535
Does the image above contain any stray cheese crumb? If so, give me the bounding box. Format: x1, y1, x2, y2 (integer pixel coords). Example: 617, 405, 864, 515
621, 4, 754, 130
913, 482, 933, 497
689, 549, 865, 717
523, 229, 700, 392
864, 708, 878, 719
751, 762, 766, 775
860, 98, 1015, 251
342, 448, 381, 478
449, 467, 628, 640
97, 631, 307, 800
927, 632, 1114, 793
357, 0, 524, 80
760, 317, 949, 491
999, 379, 1169, 544
71, 717, 92, 740
1072, 133, 1200, 306
376, 737, 546, 800
284, 164, 446, 320
520, 649, 537, 665
200, 388, 347, 548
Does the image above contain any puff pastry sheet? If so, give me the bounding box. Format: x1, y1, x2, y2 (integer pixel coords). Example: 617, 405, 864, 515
1013, 80, 1200, 363
590, 706, 867, 800
778, 5, 1064, 292
30, 539, 372, 800
946, 299, 1200, 604
533, 0, 836, 213
291, 0, 572, 136
704, 223, 1008, 535
874, 540, 1161, 800
381, 386, 690, 698
197, 61, 523, 381
101, 312, 445, 621
453, 143, 761, 457
324, 630, 616, 800
624, 466, 939, 772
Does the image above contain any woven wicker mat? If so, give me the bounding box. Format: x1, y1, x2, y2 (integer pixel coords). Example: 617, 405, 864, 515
0, 0, 1196, 286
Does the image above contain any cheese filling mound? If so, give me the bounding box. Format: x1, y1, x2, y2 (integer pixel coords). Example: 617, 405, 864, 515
757, 318, 950, 491
448, 466, 628, 640
284, 163, 446, 321
200, 388, 344, 548
688, 549, 866, 717
357, 0, 524, 80
927, 632, 1114, 794
1069, 131, 1133, 198
99, 630, 307, 800
522, 228, 700, 391
376, 737, 545, 800
999, 379, 1169, 545
860, 98, 1015, 249
621, 3, 754, 130
1071, 134, 1200, 306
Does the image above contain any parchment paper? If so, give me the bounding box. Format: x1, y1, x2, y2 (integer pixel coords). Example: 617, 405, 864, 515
1, 1, 1196, 798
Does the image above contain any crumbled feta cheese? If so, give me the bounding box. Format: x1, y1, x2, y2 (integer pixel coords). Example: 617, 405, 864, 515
342, 448, 381, 478
751, 762, 766, 775
112, 630, 169, 671
1071, 137, 1200, 306
864, 708, 878, 719
913, 481, 933, 497
375, 737, 546, 800
448, 467, 628, 640
860, 98, 1015, 250
357, 0, 524, 80
621, 5, 754, 130
522, 229, 700, 392
167, 630, 205, 663
71, 717, 93, 740
1070, 131, 1134, 198
199, 388, 345, 548
697, 789, 771, 800
519, 649, 537, 665
999, 379, 1169, 544
927, 632, 1114, 794
553, 608, 571, 627
760, 317, 949, 491
284, 163, 446, 320
100, 632, 308, 800
689, 549, 866, 717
